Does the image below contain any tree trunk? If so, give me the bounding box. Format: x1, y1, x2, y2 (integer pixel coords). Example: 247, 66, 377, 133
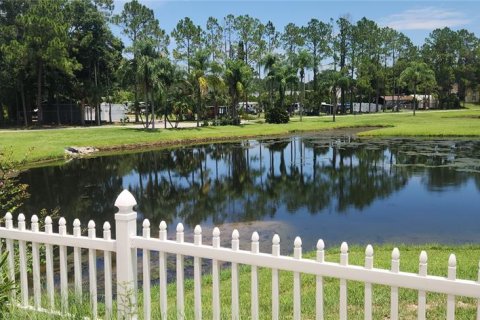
300, 75, 304, 122
333, 86, 337, 122
413, 83, 416, 116
20, 82, 28, 127
144, 84, 149, 129
56, 95, 61, 125
95, 62, 101, 126
196, 88, 200, 127
80, 100, 85, 126
151, 91, 155, 129
109, 101, 112, 123
36, 60, 43, 124
0, 102, 4, 126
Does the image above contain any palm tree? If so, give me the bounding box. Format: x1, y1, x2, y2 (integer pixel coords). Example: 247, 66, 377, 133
295, 49, 313, 121
224, 59, 252, 122
189, 49, 210, 127
207, 61, 226, 122
136, 39, 159, 128
261, 53, 279, 111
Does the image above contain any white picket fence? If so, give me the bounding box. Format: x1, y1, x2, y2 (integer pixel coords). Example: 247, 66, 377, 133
1, 189, 480, 319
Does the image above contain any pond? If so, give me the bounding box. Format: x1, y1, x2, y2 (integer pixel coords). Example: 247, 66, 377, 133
19, 132, 480, 252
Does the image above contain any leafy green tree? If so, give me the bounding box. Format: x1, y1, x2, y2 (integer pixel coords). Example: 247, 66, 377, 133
263, 56, 295, 123
68, 0, 123, 126
422, 27, 460, 109
114, 0, 157, 121
189, 49, 210, 127
399, 61, 436, 116
336, 16, 351, 114
353, 18, 383, 111
21, 0, 79, 124
455, 29, 479, 107
224, 59, 252, 122
261, 53, 279, 111
171, 17, 202, 73
281, 23, 303, 60
0, 0, 33, 126
206, 17, 224, 63
136, 39, 160, 128
203, 61, 226, 122
233, 15, 261, 65
303, 19, 332, 91
223, 14, 236, 60
386, 29, 414, 111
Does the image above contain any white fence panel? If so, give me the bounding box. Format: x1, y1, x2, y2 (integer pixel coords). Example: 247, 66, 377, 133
1, 189, 480, 320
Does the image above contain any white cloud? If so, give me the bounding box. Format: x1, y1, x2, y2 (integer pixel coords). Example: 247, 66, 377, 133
383, 7, 470, 30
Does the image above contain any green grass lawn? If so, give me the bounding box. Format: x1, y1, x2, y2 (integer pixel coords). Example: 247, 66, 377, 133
8, 244, 480, 319
158, 244, 480, 320
1, 105, 480, 165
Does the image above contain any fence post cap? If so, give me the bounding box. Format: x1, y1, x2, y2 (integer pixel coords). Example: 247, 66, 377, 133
159, 221, 167, 230
88, 220, 95, 229
272, 234, 280, 245
448, 254, 456, 267
419, 250, 428, 264
176, 223, 184, 232
232, 229, 239, 240
31, 215, 38, 223
103, 221, 111, 230
392, 247, 400, 260
294, 236, 302, 248
194, 225, 202, 234
365, 244, 374, 257
251, 231, 259, 242
317, 239, 325, 250
213, 227, 220, 237
114, 189, 137, 211
143, 219, 150, 228
341, 242, 348, 253
45, 216, 52, 225
73, 218, 80, 227
18, 213, 25, 222
5, 212, 12, 220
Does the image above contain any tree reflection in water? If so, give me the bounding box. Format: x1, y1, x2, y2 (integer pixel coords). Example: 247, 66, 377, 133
19, 136, 480, 245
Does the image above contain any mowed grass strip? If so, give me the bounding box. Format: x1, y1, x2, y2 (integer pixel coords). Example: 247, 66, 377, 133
8, 244, 480, 319
1, 105, 480, 165
157, 244, 480, 320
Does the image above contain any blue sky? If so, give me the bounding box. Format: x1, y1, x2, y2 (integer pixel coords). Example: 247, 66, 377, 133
112, 0, 480, 47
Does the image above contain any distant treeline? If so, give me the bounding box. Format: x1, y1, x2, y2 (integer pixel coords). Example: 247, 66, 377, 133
0, 0, 478, 127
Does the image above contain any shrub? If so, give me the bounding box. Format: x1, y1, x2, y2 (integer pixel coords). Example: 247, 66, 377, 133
0, 251, 15, 318
265, 104, 289, 124
0, 149, 29, 215
212, 116, 240, 126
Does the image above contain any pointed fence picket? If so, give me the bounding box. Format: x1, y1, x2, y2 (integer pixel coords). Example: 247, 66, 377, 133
390, 247, 400, 320
176, 223, 185, 320
1, 190, 480, 320
193, 225, 202, 320
251, 231, 260, 320
316, 239, 325, 320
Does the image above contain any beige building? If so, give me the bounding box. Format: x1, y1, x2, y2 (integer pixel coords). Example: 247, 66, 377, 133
465, 85, 480, 103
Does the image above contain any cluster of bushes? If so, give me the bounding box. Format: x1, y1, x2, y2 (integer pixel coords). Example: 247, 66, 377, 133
265, 103, 289, 124
211, 116, 241, 126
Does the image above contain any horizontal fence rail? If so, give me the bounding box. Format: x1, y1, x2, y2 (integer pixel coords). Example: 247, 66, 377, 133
1, 189, 480, 320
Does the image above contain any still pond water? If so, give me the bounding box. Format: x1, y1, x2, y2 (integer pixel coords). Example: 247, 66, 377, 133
19, 132, 480, 252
